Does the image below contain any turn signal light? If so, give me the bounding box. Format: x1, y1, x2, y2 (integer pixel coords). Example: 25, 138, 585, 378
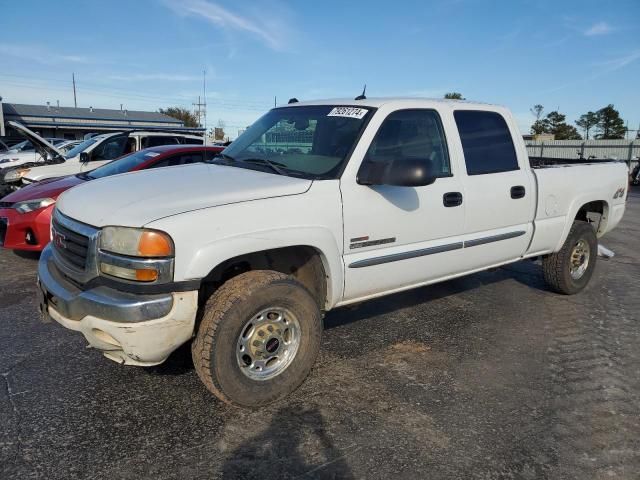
138, 231, 173, 257
100, 263, 159, 282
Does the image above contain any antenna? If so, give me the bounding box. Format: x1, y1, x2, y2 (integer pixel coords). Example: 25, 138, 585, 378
72, 73, 77, 108
355, 84, 367, 101
288, 98, 299, 104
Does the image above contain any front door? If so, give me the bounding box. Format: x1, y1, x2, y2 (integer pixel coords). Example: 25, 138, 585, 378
341, 108, 467, 302
80, 134, 129, 171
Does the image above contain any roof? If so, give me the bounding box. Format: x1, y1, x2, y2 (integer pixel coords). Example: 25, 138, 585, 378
286, 97, 496, 109
3, 103, 183, 124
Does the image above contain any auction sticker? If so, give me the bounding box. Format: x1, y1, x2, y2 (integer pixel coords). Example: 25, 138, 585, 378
327, 107, 368, 119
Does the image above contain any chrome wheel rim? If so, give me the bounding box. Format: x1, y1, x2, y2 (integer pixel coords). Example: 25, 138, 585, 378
570, 239, 590, 280
236, 307, 301, 381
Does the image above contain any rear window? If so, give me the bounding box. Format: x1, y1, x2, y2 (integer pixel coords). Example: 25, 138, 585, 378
454, 110, 519, 175
87, 150, 160, 179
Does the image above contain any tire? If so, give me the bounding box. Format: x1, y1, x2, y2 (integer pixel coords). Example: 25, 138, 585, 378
192, 270, 323, 407
542, 220, 597, 295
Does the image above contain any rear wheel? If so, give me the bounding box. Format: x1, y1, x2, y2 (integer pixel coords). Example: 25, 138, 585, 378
192, 270, 322, 407
542, 220, 597, 295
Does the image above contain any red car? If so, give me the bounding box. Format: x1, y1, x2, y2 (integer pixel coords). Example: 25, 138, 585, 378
0, 144, 223, 252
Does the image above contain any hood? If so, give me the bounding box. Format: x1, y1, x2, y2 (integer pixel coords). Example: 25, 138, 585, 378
57, 163, 312, 227
8, 121, 64, 160
1, 174, 85, 203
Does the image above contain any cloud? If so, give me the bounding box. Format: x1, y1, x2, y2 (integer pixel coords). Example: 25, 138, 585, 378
162, 0, 289, 51
0, 44, 90, 65
108, 73, 202, 82
594, 49, 640, 71
584, 22, 613, 36
539, 49, 640, 94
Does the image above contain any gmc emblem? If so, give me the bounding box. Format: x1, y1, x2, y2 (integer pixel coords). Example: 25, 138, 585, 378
52, 229, 67, 249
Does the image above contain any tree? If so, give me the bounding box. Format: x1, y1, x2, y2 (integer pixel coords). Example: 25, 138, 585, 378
594, 104, 626, 139
541, 111, 581, 140
575, 111, 598, 140
444, 92, 465, 100
530, 105, 546, 135
158, 107, 200, 127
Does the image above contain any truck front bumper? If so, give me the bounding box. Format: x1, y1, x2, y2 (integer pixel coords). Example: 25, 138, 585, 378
38, 246, 198, 366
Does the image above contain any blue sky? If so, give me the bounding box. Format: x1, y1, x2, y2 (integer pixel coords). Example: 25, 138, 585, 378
1, 0, 639, 138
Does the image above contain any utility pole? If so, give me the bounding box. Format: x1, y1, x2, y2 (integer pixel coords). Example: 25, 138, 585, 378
203, 69, 207, 145
192, 96, 206, 127
72, 73, 77, 108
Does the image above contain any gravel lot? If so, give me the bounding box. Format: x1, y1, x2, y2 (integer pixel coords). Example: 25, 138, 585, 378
1, 191, 639, 480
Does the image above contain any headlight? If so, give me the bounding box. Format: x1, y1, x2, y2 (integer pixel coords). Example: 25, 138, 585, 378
4, 168, 30, 183
12, 198, 56, 214
100, 227, 174, 257
99, 227, 174, 283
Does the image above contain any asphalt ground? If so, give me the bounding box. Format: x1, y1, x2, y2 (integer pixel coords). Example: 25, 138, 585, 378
1, 191, 639, 479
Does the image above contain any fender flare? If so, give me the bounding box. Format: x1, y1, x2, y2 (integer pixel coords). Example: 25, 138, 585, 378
183, 226, 344, 309
553, 197, 609, 252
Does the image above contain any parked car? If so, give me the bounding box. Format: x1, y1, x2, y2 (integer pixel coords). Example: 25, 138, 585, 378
1, 121, 204, 188
0, 144, 223, 252
37, 98, 628, 407
0, 135, 67, 170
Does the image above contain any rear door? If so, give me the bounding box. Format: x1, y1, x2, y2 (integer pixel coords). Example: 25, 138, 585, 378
452, 109, 535, 270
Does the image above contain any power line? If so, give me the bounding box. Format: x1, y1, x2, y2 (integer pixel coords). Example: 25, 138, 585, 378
0, 73, 273, 110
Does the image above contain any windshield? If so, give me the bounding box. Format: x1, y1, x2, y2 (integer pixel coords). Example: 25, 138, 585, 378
217, 105, 373, 179
65, 138, 98, 158
85, 149, 159, 179
9, 140, 31, 152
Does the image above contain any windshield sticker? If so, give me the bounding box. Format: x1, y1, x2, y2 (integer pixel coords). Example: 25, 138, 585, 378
327, 107, 368, 119
145, 152, 161, 157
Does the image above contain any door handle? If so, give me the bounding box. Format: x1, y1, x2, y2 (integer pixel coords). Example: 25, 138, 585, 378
511, 186, 526, 199
443, 192, 463, 207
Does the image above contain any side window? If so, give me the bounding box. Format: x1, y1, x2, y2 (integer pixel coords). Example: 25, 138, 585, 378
182, 137, 204, 145
454, 111, 519, 175
142, 136, 180, 148
149, 153, 203, 168
365, 109, 451, 177
93, 137, 127, 161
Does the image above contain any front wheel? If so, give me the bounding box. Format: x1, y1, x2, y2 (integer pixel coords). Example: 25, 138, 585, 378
192, 270, 322, 407
542, 220, 597, 295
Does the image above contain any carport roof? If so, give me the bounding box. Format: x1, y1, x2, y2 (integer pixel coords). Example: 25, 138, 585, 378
2, 103, 183, 124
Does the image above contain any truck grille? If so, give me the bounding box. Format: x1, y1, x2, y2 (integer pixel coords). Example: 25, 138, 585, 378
51, 215, 91, 270
0, 217, 7, 246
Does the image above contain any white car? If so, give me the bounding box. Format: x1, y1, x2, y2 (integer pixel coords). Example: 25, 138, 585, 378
2, 121, 204, 186
0, 131, 67, 170
38, 97, 628, 407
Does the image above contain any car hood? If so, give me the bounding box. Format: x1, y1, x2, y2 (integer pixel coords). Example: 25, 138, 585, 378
1, 175, 85, 203
7, 121, 64, 159
56, 163, 312, 227
23, 160, 77, 182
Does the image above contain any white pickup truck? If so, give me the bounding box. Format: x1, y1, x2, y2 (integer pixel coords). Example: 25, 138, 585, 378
37, 98, 628, 407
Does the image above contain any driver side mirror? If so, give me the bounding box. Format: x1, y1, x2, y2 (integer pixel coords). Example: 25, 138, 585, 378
80, 152, 90, 163
357, 158, 437, 187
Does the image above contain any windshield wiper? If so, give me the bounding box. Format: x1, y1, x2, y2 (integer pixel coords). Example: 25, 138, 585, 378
241, 157, 288, 176
208, 152, 236, 163
209, 153, 289, 176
